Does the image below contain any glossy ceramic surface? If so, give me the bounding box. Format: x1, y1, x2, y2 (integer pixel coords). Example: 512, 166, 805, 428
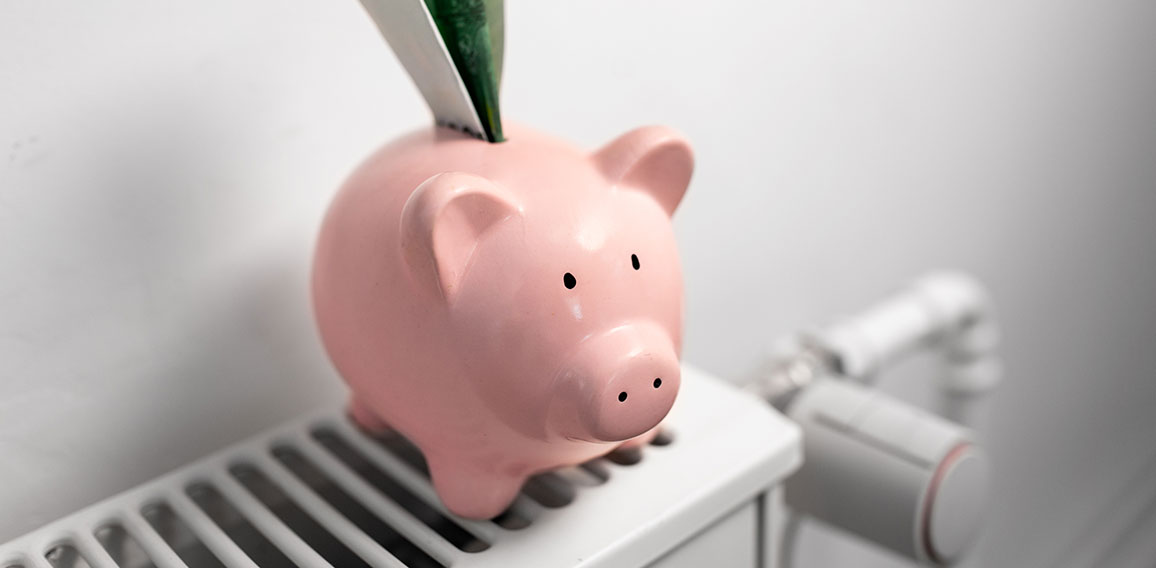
312, 123, 693, 518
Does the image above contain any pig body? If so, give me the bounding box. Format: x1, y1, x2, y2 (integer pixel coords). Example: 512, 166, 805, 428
312, 124, 693, 518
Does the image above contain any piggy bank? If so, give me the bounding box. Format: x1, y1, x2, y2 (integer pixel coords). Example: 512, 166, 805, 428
312, 123, 693, 518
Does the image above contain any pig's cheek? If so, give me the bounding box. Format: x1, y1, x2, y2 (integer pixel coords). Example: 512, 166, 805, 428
541, 364, 603, 441
446, 267, 565, 439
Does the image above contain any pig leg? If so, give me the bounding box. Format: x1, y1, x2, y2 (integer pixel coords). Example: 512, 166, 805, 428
427, 456, 525, 520
348, 398, 392, 434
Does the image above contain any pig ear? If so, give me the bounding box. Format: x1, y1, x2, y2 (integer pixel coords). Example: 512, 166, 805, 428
594, 125, 694, 216
401, 172, 523, 303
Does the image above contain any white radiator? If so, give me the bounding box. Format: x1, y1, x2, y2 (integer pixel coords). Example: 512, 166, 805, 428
0, 366, 801, 568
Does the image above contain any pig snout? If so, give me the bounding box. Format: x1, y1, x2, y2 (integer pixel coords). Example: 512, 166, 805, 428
568, 323, 680, 443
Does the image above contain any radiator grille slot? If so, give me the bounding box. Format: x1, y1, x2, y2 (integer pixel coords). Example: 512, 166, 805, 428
651, 430, 675, 446
142, 502, 226, 568
521, 473, 578, 508
95, 523, 156, 568
605, 447, 644, 466
370, 430, 430, 476
271, 445, 444, 568
310, 429, 488, 552
580, 461, 611, 482
231, 463, 371, 568
186, 483, 296, 568
45, 544, 91, 568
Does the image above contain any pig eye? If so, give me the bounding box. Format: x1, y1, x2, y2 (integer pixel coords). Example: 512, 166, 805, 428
631, 254, 640, 270
563, 272, 577, 289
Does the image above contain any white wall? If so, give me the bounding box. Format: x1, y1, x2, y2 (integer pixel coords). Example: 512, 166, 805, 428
2, 1, 1155, 566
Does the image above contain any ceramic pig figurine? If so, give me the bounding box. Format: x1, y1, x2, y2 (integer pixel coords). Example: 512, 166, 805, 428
312, 123, 693, 519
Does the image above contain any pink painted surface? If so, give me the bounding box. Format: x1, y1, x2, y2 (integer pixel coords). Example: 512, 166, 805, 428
312, 123, 693, 518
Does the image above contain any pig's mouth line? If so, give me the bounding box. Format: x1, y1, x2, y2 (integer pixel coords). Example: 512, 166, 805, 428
561, 434, 614, 445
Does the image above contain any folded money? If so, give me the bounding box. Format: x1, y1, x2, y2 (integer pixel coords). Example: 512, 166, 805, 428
360, 0, 505, 142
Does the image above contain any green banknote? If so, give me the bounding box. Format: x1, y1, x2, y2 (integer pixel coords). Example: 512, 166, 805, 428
424, 0, 505, 142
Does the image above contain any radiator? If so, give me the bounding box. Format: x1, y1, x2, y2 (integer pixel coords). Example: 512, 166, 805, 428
0, 366, 801, 568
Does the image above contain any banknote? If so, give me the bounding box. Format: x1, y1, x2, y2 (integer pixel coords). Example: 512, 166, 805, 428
425, 0, 505, 142
359, 0, 505, 142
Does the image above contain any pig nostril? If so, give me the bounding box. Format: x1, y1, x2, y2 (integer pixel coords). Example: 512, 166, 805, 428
653, 378, 662, 388
618, 391, 628, 402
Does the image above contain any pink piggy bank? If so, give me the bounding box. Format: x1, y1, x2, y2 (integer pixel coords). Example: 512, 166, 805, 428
312, 123, 693, 519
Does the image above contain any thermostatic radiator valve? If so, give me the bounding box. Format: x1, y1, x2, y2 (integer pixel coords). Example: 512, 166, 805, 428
782, 378, 989, 565
747, 272, 999, 566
